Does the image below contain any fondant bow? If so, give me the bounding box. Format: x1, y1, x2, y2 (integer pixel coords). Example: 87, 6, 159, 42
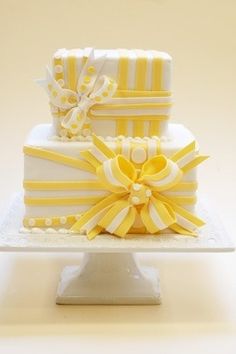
39, 48, 117, 135
71, 149, 191, 239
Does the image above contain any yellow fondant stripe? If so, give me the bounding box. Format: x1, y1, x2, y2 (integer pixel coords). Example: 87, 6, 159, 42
23, 215, 77, 228
135, 57, 148, 91
170, 223, 197, 236
157, 194, 205, 227
160, 195, 197, 205
80, 150, 101, 169
114, 207, 136, 237
23, 180, 104, 191
171, 141, 196, 162
115, 90, 171, 98
181, 156, 209, 174
133, 121, 145, 137
67, 55, 77, 91
116, 120, 128, 136
140, 203, 160, 234
92, 102, 172, 111
116, 139, 122, 154
71, 194, 123, 232
87, 225, 104, 240
168, 182, 198, 192
24, 146, 95, 174
156, 137, 161, 154
83, 123, 90, 129
129, 226, 147, 234
88, 114, 169, 121
24, 195, 107, 206
92, 134, 116, 159
149, 121, 160, 136
118, 55, 129, 90
98, 200, 130, 234
152, 57, 163, 90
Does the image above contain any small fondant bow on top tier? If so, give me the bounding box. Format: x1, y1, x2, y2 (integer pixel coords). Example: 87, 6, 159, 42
39, 48, 117, 135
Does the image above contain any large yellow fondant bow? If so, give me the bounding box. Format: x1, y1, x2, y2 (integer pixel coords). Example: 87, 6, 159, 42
71, 136, 207, 239
40, 48, 117, 135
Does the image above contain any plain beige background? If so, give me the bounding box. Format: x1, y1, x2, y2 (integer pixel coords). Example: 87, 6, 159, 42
0, 0, 236, 353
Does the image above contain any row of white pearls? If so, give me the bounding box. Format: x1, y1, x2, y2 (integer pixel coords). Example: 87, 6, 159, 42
130, 183, 152, 205
27, 214, 81, 227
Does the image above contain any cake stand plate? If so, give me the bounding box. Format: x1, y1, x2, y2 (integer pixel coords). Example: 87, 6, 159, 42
0, 194, 234, 305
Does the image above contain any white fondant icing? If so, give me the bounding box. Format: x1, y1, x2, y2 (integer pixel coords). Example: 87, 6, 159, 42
46, 228, 57, 233
146, 50, 154, 91
127, 50, 137, 90
121, 140, 131, 159
23, 124, 197, 224
58, 228, 68, 234
131, 146, 147, 164
147, 138, 158, 158
31, 227, 42, 233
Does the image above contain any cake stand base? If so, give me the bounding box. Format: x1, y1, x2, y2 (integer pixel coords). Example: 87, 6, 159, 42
0, 194, 234, 305
56, 253, 161, 305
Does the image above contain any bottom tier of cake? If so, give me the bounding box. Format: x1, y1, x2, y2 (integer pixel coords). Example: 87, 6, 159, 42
23, 123, 205, 238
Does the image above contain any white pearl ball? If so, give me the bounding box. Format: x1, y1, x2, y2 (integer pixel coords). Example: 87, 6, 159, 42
28, 218, 35, 227
146, 189, 152, 197
60, 216, 67, 225
132, 183, 141, 191
131, 196, 140, 205
131, 147, 147, 164
45, 218, 52, 226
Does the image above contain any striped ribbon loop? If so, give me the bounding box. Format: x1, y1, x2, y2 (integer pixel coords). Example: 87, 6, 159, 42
138, 155, 183, 191
97, 155, 137, 193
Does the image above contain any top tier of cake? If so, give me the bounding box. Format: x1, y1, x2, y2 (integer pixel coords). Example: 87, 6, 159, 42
44, 48, 172, 139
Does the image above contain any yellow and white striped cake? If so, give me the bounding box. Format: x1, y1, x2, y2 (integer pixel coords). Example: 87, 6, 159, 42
22, 48, 208, 238
47, 48, 172, 138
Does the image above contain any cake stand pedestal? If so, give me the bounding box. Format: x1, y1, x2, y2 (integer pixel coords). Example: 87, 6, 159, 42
56, 253, 160, 304
0, 194, 234, 305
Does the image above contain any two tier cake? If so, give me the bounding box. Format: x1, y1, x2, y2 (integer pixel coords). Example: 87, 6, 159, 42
23, 48, 207, 239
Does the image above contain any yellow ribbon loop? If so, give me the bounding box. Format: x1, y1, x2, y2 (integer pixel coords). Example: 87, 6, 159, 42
140, 197, 176, 234
69, 135, 207, 239
97, 155, 137, 193
98, 199, 136, 237
139, 155, 183, 191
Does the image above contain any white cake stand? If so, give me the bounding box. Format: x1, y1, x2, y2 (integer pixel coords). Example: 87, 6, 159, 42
0, 194, 234, 305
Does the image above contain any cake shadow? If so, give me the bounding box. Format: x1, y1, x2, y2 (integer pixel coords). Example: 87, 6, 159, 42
0, 252, 234, 334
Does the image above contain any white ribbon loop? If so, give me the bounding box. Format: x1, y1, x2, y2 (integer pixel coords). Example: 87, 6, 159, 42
61, 75, 117, 134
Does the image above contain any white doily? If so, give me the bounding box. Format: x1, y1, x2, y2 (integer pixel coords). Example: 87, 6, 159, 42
0, 193, 234, 253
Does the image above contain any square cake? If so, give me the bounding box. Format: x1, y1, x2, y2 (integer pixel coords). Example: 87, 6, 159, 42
23, 47, 207, 239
